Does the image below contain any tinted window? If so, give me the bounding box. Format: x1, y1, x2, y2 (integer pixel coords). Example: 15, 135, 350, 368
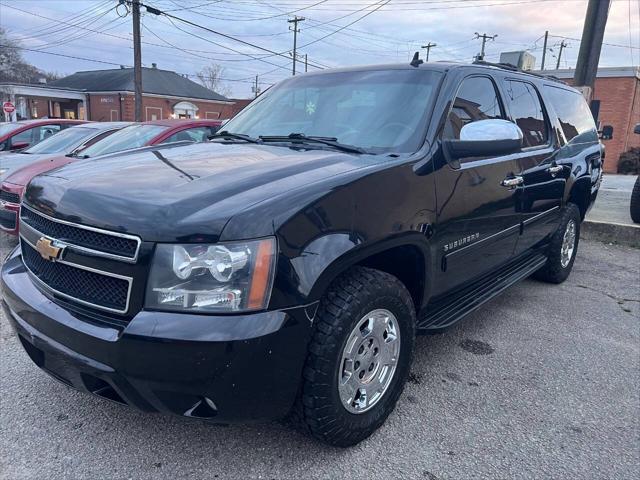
544, 86, 598, 143
504, 80, 547, 147
444, 76, 503, 139
162, 127, 214, 144
224, 69, 441, 153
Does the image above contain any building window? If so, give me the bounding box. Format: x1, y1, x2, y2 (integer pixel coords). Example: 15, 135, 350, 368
146, 106, 162, 121
205, 111, 220, 119
172, 101, 199, 119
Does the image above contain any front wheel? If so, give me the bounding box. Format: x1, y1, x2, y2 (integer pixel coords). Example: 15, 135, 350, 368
534, 203, 581, 284
300, 266, 416, 447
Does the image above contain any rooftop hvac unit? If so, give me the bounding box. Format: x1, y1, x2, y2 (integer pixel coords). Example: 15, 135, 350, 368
499, 51, 536, 71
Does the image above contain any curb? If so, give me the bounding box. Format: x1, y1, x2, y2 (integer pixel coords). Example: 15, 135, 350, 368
581, 220, 640, 248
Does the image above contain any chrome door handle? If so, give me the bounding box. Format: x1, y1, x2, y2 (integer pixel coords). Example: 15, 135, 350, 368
501, 176, 524, 188
547, 165, 563, 176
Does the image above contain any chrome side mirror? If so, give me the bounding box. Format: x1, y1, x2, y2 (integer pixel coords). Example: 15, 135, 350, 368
444, 119, 524, 160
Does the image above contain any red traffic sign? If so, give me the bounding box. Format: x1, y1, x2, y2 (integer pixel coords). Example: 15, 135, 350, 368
3, 102, 15, 114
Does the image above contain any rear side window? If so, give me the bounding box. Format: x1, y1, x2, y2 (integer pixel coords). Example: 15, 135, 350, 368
543, 86, 598, 143
444, 76, 503, 139
504, 80, 548, 147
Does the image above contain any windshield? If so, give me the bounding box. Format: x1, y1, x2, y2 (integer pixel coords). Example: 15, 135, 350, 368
80, 124, 168, 157
24, 126, 98, 154
0, 123, 23, 137
223, 69, 441, 153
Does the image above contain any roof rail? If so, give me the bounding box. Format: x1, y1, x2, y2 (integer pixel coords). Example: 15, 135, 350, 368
472, 59, 519, 71
472, 59, 566, 84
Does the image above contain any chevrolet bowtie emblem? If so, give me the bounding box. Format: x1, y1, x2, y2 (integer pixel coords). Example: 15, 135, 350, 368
36, 237, 63, 262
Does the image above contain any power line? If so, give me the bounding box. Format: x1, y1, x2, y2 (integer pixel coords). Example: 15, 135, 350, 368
295, 0, 390, 50
0, 43, 276, 84
127, 1, 328, 70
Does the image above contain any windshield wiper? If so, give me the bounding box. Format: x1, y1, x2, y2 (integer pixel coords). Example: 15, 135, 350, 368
65, 152, 88, 159
209, 131, 261, 144
259, 133, 367, 154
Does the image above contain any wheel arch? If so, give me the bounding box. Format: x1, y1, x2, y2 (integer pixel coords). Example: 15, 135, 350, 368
305, 233, 431, 313
567, 175, 592, 220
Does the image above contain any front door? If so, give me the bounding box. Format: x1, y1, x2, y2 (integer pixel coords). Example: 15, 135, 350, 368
431, 74, 522, 295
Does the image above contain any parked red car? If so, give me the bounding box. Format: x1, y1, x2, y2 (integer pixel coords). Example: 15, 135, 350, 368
0, 119, 222, 235
0, 119, 88, 152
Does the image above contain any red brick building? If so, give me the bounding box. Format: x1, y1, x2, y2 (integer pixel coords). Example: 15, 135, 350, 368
1, 65, 243, 123
48, 65, 236, 122
540, 67, 640, 173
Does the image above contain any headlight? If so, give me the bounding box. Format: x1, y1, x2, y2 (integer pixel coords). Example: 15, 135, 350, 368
145, 237, 276, 313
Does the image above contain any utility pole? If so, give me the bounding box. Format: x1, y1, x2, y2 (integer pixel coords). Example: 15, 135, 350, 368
555, 40, 567, 70
131, 0, 143, 122
252, 75, 260, 98
421, 42, 437, 62
474, 32, 497, 61
288, 16, 305, 76
540, 30, 549, 70
305, 53, 308, 73
573, 0, 611, 93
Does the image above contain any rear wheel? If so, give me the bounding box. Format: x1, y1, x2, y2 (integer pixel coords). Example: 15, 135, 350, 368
300, 266, 416, 447
534, 203, 581, 284
630, 176, 640, 224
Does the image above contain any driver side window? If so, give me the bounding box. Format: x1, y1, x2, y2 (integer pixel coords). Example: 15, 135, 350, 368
444, 76, 504, 140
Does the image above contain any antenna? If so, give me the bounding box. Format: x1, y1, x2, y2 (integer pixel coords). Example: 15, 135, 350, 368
410, 52, 423, 67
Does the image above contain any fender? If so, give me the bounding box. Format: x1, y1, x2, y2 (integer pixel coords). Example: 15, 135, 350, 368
563, 142, 602, 218
287, 230, 432, 311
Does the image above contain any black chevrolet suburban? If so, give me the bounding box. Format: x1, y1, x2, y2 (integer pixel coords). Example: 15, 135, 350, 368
1, 61, 602, 447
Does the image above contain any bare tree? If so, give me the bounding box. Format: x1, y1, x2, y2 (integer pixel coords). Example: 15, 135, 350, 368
196, 64, 232, 97
0, 28, 62, 83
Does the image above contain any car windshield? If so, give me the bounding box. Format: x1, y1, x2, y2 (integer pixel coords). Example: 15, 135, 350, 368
0, 123, 23, 137
223, 69, 442, 154
24, 126, 98, 154
80, 124, 168, 157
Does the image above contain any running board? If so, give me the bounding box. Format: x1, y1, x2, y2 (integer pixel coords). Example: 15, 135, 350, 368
418, 253, 548, 333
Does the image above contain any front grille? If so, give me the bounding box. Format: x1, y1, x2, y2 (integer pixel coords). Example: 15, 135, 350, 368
21, 206, 139, 260
21, 240, 130, 313
0, 189, 20, 204
0, 209, 17, 230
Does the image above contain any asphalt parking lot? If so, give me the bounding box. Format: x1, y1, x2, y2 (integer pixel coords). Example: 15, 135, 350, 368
1, 233, 638, 480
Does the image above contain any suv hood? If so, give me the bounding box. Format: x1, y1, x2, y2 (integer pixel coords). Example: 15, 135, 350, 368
24, 141, 376, 242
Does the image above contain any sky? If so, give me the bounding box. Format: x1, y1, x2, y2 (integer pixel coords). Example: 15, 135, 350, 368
1, 0, 639, 98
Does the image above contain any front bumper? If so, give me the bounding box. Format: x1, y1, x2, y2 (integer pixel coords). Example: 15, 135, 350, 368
0, 182, 23, 235
2, 248, 316, 422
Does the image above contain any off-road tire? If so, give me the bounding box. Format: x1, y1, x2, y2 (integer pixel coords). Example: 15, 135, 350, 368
534, 203, 581, 284
299, 266, 416, 447
630, 176, 640, 224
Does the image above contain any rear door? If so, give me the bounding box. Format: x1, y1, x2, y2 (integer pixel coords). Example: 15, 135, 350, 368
501, 78, 565, 254
432, 73, 522, 294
